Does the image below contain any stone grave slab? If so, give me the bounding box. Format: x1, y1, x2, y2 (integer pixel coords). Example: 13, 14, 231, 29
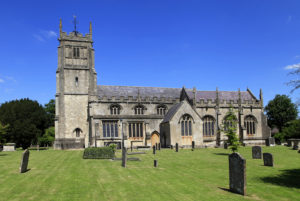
263, 153, 273, 167
229, 152, 246, 195
20, 149, 30, 173
252, 146, 262, 159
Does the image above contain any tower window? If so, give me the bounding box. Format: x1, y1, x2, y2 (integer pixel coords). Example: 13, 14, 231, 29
74, 128, 82, 137
73, 47, 80, 58
75, 77, 78, 86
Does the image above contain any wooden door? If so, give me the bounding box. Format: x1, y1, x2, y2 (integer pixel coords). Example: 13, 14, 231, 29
151, 133, 160, 146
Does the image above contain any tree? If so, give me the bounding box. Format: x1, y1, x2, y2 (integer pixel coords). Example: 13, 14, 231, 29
39, 126, 55, 147
275, 119, 300, 141
0, 98, 48, 149
265, 95, 298, 132
44, 99, 55, 127
287, 67, 300, 93
222, 108, 240, 152
0, 122, 9, 145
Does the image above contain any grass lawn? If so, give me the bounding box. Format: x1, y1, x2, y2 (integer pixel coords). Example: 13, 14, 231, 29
0, 146, 299, 201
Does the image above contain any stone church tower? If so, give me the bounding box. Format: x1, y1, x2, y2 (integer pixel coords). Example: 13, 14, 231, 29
54, 19, 97, 149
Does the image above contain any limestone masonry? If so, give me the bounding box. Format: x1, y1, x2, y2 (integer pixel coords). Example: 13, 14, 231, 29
54, 21, 271, 149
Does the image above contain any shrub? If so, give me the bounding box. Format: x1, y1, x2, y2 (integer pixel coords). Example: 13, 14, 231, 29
83, 147, 115, 159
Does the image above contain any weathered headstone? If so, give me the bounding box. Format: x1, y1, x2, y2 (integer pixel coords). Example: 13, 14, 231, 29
20, 149, 30, 173
130, 145, 133, 152
122, 147, 127, 167
175, 143, 178, 152
229, 152, 246, 196
158, 143, 161, 150
170, 145, 173, 149
266, 137, 275, 146
287, 140, 292, 147
252, 146, 262, 159
3, 143, 16, 152
263, 153, 273, 167
192, 141, 195, 151
224, 142, 228, 149
293, 141, 299, 150
153, 146, 156, 154
154, 160, 158, 167
155, 143, 158, 150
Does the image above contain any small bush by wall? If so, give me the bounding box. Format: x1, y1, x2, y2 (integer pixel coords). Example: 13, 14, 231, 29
83, 147, 115, 159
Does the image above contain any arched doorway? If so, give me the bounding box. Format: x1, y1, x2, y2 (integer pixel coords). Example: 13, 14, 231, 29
151, 131, 160, 147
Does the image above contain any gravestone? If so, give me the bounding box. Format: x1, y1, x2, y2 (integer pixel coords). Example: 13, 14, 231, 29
287, 140, 292, 147
224, 142, 228, 149
122, 147, 127, 168
153, 146, 156, 155
20, 149, 30, 173
229, 152, 246, 196
252, 146, 262, 159
158, 143, 161, 150
263, 153, 273, 167
155, 143, 158, 150
170, 145, 173, 149
293, 141, 299, 150
154, 160, 158, 167
130, 145, 133, 152
3, 143, 16, 152
266, 137, 275, 146
192, 141, 195, 151
175, 143, 178, 152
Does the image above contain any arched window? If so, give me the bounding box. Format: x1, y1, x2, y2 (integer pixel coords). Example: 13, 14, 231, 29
157, 105, 167, 115
244, 115, 256, 135
110, 104, 121, 115
223, 115, 237, 131
181, 114, 192, 136
134, 105, 145, 115
74, 128, 82, 137
75, 77, 78, 87
102, 121, 118, 138
203, 116, 215, 137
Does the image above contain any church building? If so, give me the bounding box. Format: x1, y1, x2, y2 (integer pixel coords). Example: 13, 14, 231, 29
54, 21, 271, 149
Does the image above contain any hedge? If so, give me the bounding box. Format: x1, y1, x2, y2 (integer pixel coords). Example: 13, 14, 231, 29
83, 147, 115, 159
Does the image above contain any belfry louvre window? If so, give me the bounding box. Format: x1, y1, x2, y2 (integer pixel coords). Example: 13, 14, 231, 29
102, 121, 118, 138
157, 105, 167, 115
135, 106, 144, 115
73, 47, 80, 58
181, 115, 192, 136
128, 123, 143, 138
110, 104, 120, 115
203, 116, 215, 136
244, 116, 256, 135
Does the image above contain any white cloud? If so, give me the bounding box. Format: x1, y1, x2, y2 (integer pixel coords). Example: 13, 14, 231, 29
33, 30, 57, 42
33, 34, 45, 42
0, 78, 4, 83
284, 63, 300, 70
42, 30, 57, 38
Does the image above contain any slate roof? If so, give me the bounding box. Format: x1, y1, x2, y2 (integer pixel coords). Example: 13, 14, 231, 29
97, 85, 256, 101
161, 102, 184, 123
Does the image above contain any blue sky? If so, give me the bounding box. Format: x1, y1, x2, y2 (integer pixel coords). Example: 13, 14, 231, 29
1, 0, 300, 106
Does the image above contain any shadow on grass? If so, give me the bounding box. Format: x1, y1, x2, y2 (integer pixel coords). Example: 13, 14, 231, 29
218, 187, 245, 196
213, 153, 229, 156
260, 168, 300, 188
0, 153, 8, 156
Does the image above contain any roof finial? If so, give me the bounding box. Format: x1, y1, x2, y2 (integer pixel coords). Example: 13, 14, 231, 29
89, 21, 92, 35
59, 18, 62, 36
